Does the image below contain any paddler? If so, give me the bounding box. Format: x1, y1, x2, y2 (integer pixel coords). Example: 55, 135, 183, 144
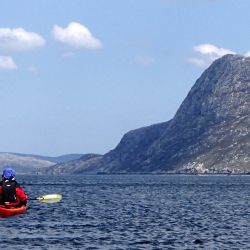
0, 167, 28, 207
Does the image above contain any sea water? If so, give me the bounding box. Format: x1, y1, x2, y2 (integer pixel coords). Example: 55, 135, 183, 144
0, 175, 249, 250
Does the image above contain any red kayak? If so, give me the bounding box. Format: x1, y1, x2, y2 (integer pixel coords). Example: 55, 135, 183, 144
0, 203, 28, 217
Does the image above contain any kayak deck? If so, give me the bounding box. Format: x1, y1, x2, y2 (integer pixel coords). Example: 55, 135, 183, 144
0, 204, 28, 217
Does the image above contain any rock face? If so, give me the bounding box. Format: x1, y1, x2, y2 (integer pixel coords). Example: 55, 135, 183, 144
51, 54, 250, 174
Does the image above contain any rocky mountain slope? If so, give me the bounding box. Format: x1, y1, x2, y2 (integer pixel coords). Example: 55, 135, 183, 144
48, 54, 250, 174
45, 154, 102, 175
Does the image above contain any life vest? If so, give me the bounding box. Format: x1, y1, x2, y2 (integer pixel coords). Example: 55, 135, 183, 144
0, 180, 18, 203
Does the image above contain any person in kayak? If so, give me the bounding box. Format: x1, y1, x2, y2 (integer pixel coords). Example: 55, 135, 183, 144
0, 167, 28, 207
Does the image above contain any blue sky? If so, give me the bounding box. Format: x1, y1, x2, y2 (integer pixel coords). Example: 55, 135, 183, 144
0, 0, 249, 156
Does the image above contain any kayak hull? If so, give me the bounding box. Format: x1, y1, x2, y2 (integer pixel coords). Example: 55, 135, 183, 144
0, 204, 28, 217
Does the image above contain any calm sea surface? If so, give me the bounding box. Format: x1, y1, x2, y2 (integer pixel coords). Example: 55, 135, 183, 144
0, 175, 250, 250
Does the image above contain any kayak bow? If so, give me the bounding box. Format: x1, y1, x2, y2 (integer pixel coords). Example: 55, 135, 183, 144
0, 203, 28, 217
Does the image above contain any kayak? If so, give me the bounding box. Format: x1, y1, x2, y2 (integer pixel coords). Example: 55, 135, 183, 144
0, 203, 28, 217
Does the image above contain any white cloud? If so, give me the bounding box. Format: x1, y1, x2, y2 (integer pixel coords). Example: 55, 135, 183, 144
135, 56, 155, 66
189, 43, 236, 68
0, 27, 45, 51
194, 44, 236, 59
52, 22, 102, 49
0, 56, 17, 70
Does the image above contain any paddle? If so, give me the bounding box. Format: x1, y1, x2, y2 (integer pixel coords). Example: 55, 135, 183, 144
29, 194, 62, 203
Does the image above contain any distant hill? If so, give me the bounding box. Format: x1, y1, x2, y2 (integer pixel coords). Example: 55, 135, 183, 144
44, 154, 102, 175
0, 152, 84, 174
43, 54, 250, 174
11, 153, 84, 164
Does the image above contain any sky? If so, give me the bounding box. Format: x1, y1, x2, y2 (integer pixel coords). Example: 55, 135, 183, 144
0, 0, 249, 156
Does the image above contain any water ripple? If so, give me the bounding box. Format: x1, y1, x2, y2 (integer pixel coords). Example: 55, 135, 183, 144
0, 175, 250, 249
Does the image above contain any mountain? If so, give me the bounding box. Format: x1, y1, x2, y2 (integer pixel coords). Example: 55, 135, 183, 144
45, 154, 102, 175
48, 54, 250, 174
0, 153, 83, 174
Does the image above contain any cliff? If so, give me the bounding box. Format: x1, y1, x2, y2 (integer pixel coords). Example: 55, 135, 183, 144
49, 54, 250, 174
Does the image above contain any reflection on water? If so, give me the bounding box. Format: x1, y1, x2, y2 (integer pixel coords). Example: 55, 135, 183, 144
0, 175, 250, 249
